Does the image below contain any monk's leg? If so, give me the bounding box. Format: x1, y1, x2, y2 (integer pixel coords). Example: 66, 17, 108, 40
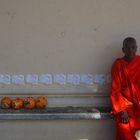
116, 121, 136, 140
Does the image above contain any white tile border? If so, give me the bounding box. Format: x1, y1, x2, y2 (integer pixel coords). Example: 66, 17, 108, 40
0, 74, 111, 85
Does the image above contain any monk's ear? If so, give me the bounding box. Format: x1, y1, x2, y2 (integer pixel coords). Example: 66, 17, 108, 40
122, 47, 125, 53
136, 45, 137, 51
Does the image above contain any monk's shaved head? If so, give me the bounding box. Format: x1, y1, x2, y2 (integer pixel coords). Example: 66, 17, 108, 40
122, 37, 137, 62
123, 37, 136, 48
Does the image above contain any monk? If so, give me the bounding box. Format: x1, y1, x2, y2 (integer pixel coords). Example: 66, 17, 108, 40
110, 37, 140, 140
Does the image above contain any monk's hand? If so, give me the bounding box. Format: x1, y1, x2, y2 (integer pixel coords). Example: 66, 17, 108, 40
121, 110, 130, 123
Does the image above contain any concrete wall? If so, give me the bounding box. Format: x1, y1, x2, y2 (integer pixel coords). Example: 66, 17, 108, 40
0, 0, 140, 74
0, 0, 140, 94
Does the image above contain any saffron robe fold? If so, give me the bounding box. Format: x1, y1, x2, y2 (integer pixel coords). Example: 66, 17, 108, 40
110, 55, 140, 140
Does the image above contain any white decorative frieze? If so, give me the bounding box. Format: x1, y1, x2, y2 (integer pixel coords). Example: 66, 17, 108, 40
0, 74, 111, 85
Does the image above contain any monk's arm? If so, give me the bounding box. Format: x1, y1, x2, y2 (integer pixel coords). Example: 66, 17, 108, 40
110, 61, 131, 115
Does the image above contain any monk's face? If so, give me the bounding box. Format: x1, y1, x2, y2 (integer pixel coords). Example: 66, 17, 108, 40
122, 41, 137, 59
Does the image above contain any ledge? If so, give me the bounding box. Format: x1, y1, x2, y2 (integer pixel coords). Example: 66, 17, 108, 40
0, 107, 112, 120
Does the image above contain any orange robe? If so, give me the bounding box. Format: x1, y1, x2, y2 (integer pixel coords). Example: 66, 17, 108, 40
111, 55, 140, 140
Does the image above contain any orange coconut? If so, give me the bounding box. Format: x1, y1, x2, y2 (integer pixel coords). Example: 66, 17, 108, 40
24, 97, 36, 109
12, 98, 24, 110
1, 97, 12, 109
36, 96, 48, 109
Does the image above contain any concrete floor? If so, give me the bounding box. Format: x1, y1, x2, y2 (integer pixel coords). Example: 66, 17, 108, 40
0, 119, 116, 140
